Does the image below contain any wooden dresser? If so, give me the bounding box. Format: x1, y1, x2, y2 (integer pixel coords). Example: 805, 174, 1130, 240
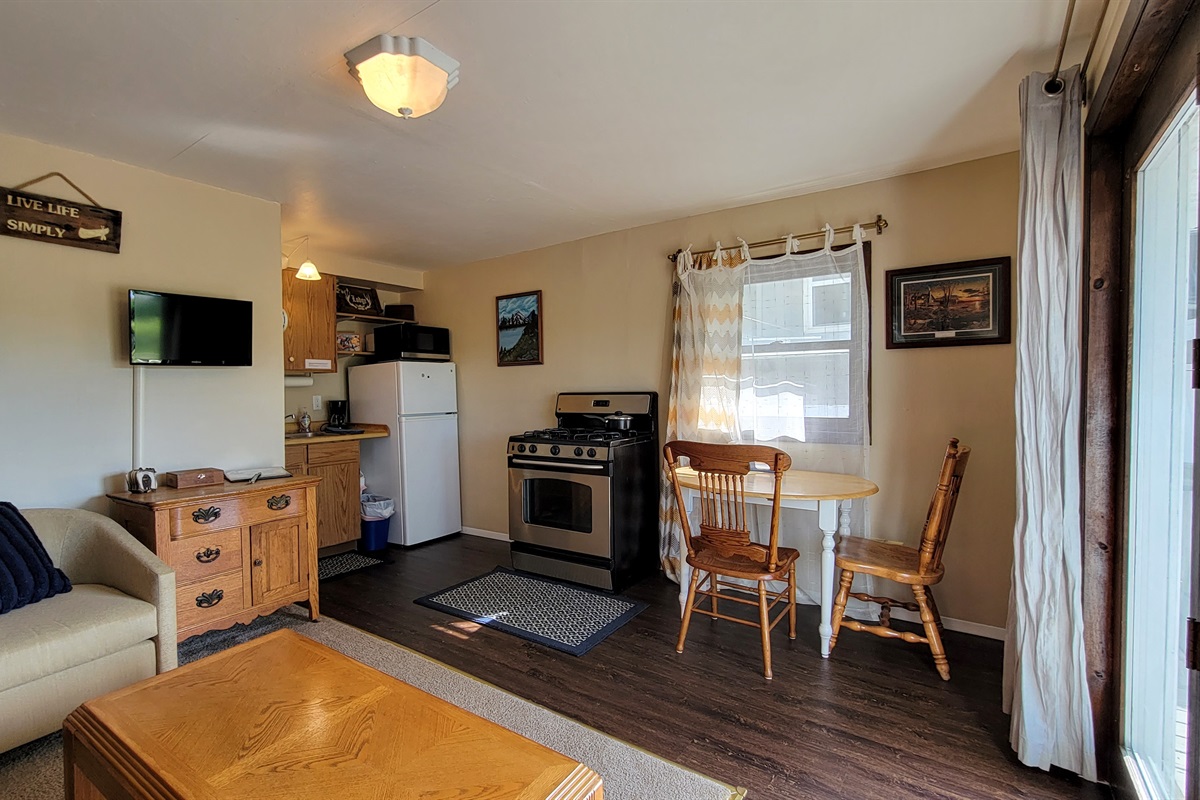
108, 476, 321, 642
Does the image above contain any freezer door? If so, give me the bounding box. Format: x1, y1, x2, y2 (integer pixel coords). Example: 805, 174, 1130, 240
397, 361, 457, 416
397, 413, 462, 545
348, 361, 400, 423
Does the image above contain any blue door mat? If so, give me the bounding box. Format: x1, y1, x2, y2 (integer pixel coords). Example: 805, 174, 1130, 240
415, 567, 647, 656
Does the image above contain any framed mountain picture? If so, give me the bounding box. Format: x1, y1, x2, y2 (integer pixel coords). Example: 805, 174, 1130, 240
496, 290, 543, 366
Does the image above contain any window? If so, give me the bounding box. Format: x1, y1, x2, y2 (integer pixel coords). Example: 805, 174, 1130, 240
737, 244, 870, 445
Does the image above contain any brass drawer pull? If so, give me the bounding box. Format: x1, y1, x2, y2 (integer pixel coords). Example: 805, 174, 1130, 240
266, 494, 291, 511
195, 589, 224, 608
195, 547, 221, 564
192, 506, 221, 525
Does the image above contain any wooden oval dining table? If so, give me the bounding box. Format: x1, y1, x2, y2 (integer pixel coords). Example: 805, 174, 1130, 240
672, 467, 879, 657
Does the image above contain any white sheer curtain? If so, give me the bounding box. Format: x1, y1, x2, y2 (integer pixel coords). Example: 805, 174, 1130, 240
738, 227, 871, 604
1003, 66, 1097, 781
659, 227, 872, 606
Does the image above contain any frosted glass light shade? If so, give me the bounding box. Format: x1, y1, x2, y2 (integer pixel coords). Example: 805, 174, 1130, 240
296, 260, 321, 281
346, 35, 459, 119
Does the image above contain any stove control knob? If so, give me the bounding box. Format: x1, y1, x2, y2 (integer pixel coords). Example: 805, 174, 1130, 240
550, 445, 560, 456
517, 444, 526, 453
574, 447, 584, 457
529, 445, 538, 454
587, 448, 597, 458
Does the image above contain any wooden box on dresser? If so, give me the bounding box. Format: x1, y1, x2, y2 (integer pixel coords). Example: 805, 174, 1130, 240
108, 476, 321, 641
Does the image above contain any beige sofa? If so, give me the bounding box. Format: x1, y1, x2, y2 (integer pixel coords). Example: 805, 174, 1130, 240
0, 508, 176, 753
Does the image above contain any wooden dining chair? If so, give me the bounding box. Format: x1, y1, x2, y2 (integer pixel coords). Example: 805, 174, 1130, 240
828, 438, 970, 680
664, 440, 795, 679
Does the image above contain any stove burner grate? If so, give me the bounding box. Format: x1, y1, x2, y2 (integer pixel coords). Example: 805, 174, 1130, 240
517, 427, 641, 443
572, 431, 624, 442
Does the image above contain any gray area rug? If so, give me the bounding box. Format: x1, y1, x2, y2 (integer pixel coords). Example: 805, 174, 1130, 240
316, 550, 387, 581
416, 567, 647, 656
0, 607, 742, 800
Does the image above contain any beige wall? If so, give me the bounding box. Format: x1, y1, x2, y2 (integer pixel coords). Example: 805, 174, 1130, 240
0, 133, 283, 511
409, 153, 1018, 628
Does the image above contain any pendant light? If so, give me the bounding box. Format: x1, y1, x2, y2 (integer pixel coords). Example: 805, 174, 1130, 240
345, 34, 459, 119
282, 236, 322, 281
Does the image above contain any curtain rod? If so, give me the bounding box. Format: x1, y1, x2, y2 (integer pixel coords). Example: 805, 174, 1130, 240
1045, 0, 1110, 98
667, 214, 888, 263
1044, 0, 1077, 95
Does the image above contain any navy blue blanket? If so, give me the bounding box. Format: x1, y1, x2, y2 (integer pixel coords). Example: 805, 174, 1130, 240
0, 503, 71, 614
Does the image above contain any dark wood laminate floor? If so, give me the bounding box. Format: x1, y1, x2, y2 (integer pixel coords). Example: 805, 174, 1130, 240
320, 535, 1109, 800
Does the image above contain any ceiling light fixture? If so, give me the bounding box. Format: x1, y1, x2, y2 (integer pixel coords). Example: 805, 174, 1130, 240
345, 34, 459, 119
282, 236, 322, 281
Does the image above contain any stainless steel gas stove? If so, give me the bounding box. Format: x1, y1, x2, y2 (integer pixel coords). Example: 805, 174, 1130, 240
507, 392, 659, 592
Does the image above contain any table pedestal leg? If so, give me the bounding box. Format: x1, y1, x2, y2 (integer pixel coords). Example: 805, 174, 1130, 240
818, 499, 839, 657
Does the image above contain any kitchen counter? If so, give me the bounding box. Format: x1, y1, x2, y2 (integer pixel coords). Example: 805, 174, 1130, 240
283, 423, 390, 443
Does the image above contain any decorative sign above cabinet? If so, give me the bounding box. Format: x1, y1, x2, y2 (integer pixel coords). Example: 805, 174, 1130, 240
1, 185, 122, 253
335, 282, 383, 316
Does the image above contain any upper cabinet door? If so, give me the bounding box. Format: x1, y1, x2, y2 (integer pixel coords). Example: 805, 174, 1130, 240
282, 269, 336, 373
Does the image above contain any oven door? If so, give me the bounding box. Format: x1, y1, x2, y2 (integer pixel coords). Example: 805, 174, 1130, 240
508, 459, 612, 559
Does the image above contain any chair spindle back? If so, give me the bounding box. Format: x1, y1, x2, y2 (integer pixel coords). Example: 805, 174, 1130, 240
917, 438, 971, 575
664, 441, 792, 572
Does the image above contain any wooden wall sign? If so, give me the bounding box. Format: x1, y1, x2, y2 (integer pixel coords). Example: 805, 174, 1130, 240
1, 186, 122, 253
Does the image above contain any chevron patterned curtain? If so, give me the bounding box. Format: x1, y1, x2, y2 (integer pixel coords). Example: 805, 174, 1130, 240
658, 244, 749, 581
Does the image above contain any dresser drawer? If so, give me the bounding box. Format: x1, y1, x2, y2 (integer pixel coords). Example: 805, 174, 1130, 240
171, 500, 245, 538
177, 571, 244, 633
241, 488, 306, 527
171, 490, 305, 538
170, 528, 243, 584
307, 440, 358, 466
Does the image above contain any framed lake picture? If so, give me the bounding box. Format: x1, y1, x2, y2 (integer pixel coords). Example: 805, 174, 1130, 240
885, 257, 1011, 349
496, 290, 543, 366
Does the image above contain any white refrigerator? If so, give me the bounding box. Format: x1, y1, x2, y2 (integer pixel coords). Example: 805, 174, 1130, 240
348, 360, 462, 546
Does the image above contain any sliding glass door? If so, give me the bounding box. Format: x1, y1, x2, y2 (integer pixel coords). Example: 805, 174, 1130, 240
1124, 95, 1198, 800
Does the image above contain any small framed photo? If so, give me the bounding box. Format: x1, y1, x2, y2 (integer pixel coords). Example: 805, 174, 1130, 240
885, 257, 1011, 349
335, 332, 363, 353
496, 290, 543, 366
335, 282, 383, 316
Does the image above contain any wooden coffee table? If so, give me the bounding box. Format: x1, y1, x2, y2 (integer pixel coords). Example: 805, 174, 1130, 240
64, 629, 603, 799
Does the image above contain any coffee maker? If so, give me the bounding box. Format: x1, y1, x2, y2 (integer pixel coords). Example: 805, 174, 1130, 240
326, 400, 349, 428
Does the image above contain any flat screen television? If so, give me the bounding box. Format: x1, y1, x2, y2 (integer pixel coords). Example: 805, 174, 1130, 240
129, 289, 253, 366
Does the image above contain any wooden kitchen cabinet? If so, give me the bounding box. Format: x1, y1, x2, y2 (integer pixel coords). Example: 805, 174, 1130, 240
107, 476, 321, 641
283, 268, 336, 373
286, 441, 361, 550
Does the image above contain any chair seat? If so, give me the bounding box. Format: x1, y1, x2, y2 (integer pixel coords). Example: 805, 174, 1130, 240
835, 537, 944, 585
687, 542, 800, 581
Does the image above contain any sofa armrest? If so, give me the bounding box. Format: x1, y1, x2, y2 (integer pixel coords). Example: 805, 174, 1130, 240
23, 509, 177, 673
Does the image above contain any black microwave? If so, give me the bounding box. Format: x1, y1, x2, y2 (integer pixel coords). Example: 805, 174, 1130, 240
373, 323, 451, 362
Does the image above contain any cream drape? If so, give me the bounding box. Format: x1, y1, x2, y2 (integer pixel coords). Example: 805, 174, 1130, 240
1003, 66, 1097, 781
658, 245, 749, 581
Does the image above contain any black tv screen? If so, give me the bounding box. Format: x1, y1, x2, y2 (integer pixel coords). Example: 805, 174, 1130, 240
129, 290, 253, 366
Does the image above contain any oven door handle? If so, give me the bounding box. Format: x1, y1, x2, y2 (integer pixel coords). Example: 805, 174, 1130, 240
510, 458, 606, 470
